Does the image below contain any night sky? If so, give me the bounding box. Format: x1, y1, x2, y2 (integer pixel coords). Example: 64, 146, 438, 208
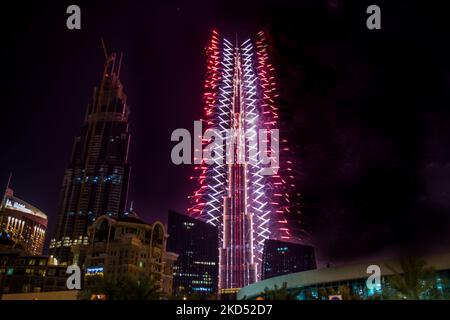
1, 0, 450, 266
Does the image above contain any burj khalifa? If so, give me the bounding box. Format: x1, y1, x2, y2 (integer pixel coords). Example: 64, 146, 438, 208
189, 30, 299, 293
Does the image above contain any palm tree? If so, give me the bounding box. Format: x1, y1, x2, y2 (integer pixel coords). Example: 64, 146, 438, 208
121, 274, 160, 300
427, 277, 450, 300
317, 287, 328, 300
261, 282, 300, 300
338, 285, 352, 300
78, 274, 123, 300
384, 256, 436, 300
79, 273, 160, 300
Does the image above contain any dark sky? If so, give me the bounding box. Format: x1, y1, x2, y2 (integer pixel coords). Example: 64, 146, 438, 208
1, 0, 450, 265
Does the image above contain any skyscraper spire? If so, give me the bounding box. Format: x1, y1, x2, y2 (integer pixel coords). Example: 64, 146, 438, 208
1, 172, 13, 207
188, 30, 300, 293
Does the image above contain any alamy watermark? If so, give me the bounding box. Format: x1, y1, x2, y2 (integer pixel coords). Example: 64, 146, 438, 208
66, 265, 81, 290
66, 5, 81, 30
366, 264, 381, 290
170, 121, 280, 176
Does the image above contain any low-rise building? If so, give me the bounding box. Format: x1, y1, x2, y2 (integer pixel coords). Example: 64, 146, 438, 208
0, 253, 69, 295
238, 253, 450, 300
162, 251, 178, 296
84, 212, 177, 296
0, 188, 47, 255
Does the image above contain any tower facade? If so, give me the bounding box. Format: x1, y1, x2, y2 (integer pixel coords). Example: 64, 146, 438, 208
49, 50, 131, 264
167, 210, 218, 297
189, 31, 298, 292
262, 239, 316, 280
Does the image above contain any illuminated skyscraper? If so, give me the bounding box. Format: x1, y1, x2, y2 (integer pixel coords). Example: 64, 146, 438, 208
49, 47, 131, 264
188, 31, 299, 293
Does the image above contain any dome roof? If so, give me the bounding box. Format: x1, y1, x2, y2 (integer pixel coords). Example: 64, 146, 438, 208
118, 211, 148, 225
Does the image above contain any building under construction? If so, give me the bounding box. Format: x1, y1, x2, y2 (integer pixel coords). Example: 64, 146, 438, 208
49, 45, 131, 265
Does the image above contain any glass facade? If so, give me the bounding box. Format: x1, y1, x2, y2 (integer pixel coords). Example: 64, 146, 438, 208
241, 268, 450, 300
262, 239, 316, 280
167, 210, 218, 298
292, 271, 450, 300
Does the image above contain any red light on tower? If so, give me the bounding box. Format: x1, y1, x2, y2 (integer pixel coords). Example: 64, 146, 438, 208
188, 30, 300, 292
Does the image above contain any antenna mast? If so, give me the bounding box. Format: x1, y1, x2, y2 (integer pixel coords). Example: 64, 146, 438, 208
1, 172, 12, 208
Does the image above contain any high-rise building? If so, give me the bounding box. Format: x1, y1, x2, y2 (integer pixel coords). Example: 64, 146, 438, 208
49, 49, 131, 264
0, 187, 47, 256
262, 239, 316, 280
188, 30, 299, 293
167, 210, 218, 297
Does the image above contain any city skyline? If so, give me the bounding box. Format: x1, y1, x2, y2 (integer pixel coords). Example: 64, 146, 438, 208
1, 0, 450, 268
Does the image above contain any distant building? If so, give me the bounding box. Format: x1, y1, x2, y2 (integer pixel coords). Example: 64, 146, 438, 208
1, 290, 78, 300
0, 253, 68, 294
50, 49, 131, 265
167, 210, 218, 297
0, 187, 47, 255
262, 239, 316, 280
162, 251, 178, 296
84, 212, 177, 296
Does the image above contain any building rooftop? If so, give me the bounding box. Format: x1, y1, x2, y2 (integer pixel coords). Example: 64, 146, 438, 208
117, 211, 148, 225
237, 252, 450, 299
1, 189, 47, 222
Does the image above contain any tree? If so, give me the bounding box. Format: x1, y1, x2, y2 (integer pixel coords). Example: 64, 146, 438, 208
384, 256, 436, 300
317, 287, 328, 300
427, 277, 450, 300
121, 274, 160, 300
79, 273, 160, 300
261, 282, 300, 300
338, 285, 352, 300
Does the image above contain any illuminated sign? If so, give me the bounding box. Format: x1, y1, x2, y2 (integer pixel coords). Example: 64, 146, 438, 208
86, 267, 104, 276
4, 198, 47, 219
6, 199, 32, 214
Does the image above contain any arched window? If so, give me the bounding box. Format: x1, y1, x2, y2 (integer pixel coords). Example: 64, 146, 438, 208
95, 219, 110, 242
151, 224, 164, 246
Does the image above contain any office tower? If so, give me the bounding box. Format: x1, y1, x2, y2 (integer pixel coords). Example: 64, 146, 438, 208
167, 210, 218, 297
188, 30, 298, 292
50, 48, 131, 264
262, 239, 316, 280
